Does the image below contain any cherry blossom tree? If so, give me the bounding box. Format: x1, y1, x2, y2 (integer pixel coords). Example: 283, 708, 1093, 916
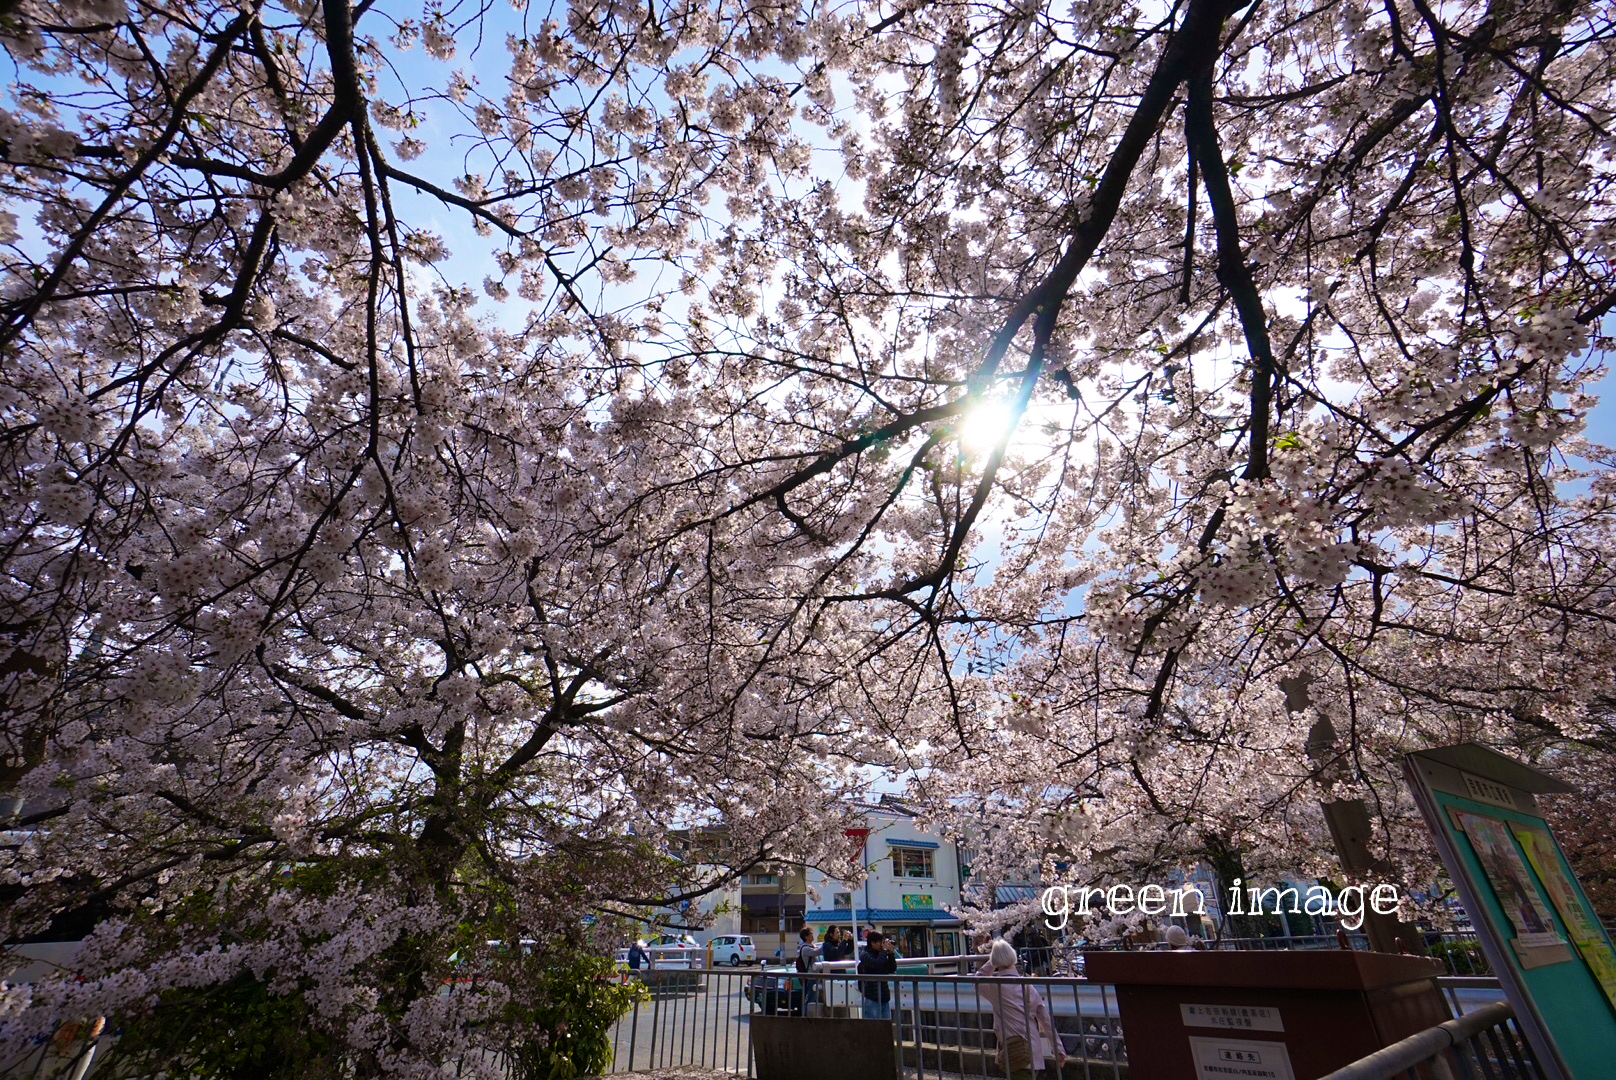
3, 0, 1616, 1069
0, 0, 886, 1070
803, 0, 1616, 922
816, 0, 1616, 913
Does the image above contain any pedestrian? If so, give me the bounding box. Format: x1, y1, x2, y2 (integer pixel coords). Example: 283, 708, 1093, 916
1027, 929, 1051, 975
1164, 926, 1196, 951
859, 931, 898, 1020
976, 939, 1065, 1080
795, 925, 820, 1012
628, 940, 647, 971
828, 927, 851, 962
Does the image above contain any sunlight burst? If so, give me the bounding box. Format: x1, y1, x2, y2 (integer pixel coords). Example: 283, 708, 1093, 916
958, 400, 1018, 454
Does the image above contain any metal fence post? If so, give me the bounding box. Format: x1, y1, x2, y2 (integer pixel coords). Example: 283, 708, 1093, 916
898, 970, 911, 1080
625, 987, 641, 1073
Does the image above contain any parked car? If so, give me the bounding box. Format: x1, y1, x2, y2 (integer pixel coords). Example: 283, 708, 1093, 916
709, 934, 757, 966
644, 934, 702, 970
744, 966, 804, 1015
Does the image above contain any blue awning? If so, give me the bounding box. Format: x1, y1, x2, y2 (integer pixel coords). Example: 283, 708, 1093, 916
883, 838, 939, 849
805, 908, 961, 924
995, 885, 1040, 904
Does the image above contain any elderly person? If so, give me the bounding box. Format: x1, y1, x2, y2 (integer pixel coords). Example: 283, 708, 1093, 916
1164, 925, 1196, 950
976, 940, 1065, 1080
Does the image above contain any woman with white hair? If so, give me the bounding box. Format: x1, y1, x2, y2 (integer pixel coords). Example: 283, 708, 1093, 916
975, 939, 1066, 1080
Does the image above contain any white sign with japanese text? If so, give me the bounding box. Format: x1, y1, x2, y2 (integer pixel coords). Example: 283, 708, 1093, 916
1460, 771, 1519, 811
1180, 1003, 1284, 1032
1187, 1037, 1296, 1080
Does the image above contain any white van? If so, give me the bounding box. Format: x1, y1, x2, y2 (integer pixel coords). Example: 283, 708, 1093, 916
708, 934, 757, 966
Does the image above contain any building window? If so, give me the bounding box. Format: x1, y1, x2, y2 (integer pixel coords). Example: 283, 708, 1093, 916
745, 873, 779, 885
833, 892, 852, 909
890, 848, 934, 879
893, 925, 929, 957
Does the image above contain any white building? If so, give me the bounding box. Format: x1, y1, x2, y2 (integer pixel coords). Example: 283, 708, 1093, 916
803, 798, 965, 958
639, 857, 744, 950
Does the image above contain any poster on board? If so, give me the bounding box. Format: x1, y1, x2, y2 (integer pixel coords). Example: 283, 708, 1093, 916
1407, 743, 1616, 1080
1450, 810, 1564, 954
1575, 938, 1616, 1012
1509, 821, 1616, 1012
1511, 822, 1605, 945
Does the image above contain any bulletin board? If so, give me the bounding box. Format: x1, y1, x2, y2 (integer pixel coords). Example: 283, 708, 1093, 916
1405, 745, 1616, 1080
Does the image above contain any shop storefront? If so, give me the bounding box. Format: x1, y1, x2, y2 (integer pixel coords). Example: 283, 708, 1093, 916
801, 801, 964, 958
803, 905, 962, 957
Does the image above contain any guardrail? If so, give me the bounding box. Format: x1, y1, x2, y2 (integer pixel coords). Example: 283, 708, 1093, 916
1316, 1000, 1543, 1080
606, 967, 1127, 1079
1021, 931, 1492, 976
0, 963, 1505, 1079
602, 967, 1506, 1079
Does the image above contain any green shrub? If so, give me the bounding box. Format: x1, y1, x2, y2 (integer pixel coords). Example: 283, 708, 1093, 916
100, 971, 341, 1080
1427, 938, 1491, 974
502, 952, 647, 1080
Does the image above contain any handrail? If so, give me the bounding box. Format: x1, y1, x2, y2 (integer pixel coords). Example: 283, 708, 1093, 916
676, 966, 1087, 987
814, 952, 982, 971
1315, 1001, 1515, 1080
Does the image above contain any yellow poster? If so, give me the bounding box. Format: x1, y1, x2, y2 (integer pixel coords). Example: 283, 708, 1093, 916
1507, 822, 1616, 1014
1577, 939, 1616, 1013
1510, 823, 1605, 946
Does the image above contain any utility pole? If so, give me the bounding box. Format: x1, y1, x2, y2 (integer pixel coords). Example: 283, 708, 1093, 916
845, 827, 869, 946
776, 862, 786, 961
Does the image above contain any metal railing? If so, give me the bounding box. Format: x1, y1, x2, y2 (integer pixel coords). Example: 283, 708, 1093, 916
1437, 976, 1507, 1018
605, 967, 1127, 1079
1317, 1000, 1543, 1080
602, 965, 1506, 1079
4, 966, 1505, 1079
1021, 930, 1493, 976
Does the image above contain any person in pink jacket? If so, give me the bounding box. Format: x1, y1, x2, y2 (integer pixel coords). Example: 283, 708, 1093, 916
975, 939, 1066, 1080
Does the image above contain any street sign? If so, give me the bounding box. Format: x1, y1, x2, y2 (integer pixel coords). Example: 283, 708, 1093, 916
1404, 744, 1616, 1080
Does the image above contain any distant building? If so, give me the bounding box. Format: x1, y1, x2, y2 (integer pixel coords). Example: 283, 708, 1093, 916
803, 797, 965, 958
655, 798, 970, 959
739, 864, 806, 943
647, 827, 742, 948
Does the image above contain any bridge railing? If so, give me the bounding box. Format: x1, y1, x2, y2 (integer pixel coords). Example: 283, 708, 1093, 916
602, 966, 1506, 1079
1317, 999, 1542, 1080
606, 967, 1126, 1079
